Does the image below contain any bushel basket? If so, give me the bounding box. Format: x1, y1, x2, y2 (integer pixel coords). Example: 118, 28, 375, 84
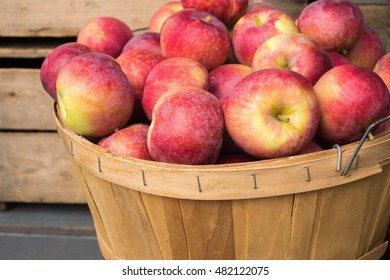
53, 104, 390, 260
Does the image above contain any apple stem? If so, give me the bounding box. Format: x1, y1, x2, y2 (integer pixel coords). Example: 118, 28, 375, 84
254, 16, 262, 26
368, 131, 375, 141
204, 15, 212, 23
276, 114, 290, 122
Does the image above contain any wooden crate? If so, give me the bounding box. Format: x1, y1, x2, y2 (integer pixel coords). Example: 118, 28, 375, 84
0, 0, 389, 206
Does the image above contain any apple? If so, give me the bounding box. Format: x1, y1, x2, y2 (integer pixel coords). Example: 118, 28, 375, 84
373, 109, 390, 135
297, 0, 364, 52
374, 53, 390, 90
231, 8, 298, 66
216, 152, 257, 164
209, 63, 252, 100
314, 64, 390, 145
77, 16, 134, 58
56, 52, 134, 138
98, 123, 152, 160
252, 33, 332, 85
344, 26, 385, 70
116, 49, 165, 101
327, 51, 350, 67
180, 0, 248, 27
142, 57, 209, 120
40, 42, 92, 101
148, 1, 183, 33
120, 32, 162, 56
295, 141, 324, 155
224, 68, 320, 159
147, 87, 224, 165
160, 9, 231, 71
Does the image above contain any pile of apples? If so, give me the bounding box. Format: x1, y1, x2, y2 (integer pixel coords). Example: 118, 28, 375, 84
40, 0, 390, 165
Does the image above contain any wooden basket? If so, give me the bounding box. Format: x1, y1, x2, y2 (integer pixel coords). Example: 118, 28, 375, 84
52, 104, 390, 260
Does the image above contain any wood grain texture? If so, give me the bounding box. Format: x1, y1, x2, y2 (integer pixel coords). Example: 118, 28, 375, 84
0, 132, 84, 203
0, 69, 55, 130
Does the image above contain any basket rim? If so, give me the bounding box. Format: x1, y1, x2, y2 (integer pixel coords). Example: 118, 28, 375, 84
52, 102, 390, 200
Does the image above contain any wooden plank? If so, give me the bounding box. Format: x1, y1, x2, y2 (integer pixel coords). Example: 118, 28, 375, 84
0, 68, 56, 130
0, 132, 84, 203
0, 0, 172, 37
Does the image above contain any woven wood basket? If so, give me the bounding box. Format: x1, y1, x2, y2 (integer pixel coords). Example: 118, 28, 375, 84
53, 104, 389, 260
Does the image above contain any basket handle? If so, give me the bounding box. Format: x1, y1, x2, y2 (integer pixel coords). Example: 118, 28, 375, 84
341, 115, 390, 176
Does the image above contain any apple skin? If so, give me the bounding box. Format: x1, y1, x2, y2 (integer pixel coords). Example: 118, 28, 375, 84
252, 33, 332, 85
56, 52, 135, 138
327, 51, 350, 67
224, 68, 320, 159
297, 0, 364, 52
120, 32, 162, 56
373, 109, 390, 135
247, 1, 278, 13
209, 63, 252, 100
160, 9, 231, 71
98, 123, 152, 160
231, 9, 298, 66
314, 64, 390, 145
142, 57, 209, 120
147, 87, 224, 165
77, 16, 134, 58
116, 49, 165, 101
216, 152, 257, 164
148, 1, 183, 33
374, 53, 390, 90
295, 141, 324, 155
180, 0, 248, 27
344, 26, 385, 70
40, 42, 92, 101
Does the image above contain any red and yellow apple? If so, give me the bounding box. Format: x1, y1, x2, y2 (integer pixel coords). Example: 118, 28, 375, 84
180, 0, 249, 27
224, 68, 320, 159
297, 0, 364, 52
40, 42, 92, 101
98, 123, 152, 160
232, 8, 298, 66
252, 33, 332, 85
142, 57, 209, 120
374, 53, 390, 90
209, 63, 252, 100
148, 1, 183, 33
160, 9, 231, 70
77, 16, 134, 58
120, 32, 162, 56
314, 64, 390, 145
345, 26, 385, 70
327, 51, 350, 67
56, 52, 134, 138
147, 87, 224, 165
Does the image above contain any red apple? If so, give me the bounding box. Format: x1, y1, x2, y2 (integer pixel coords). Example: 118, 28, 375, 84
160, 9, 231, 70
142, 57, 209, 120
98, 123, 152, 160
295, 141, 324, 155
252, 33, 332, 85
56, 52, 134, 137
216, 152, 257, 164
327, 51, 350, 67
344, 26, 385, 70
147, 87, 224, 165
314, 64, 390, 145
116, 49, 165, 101
374, 53, 390, 90
40, 42, 92, 101
224, 68, 320, 159
297, 0, 364, 52
180, 0, 248, 27
373, 109, 390, 135
231, 8, 298, 66
77, 16, 134, 58
148, 1, 183, 33
209, 63, 252, 100
120, 32, 162, 56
